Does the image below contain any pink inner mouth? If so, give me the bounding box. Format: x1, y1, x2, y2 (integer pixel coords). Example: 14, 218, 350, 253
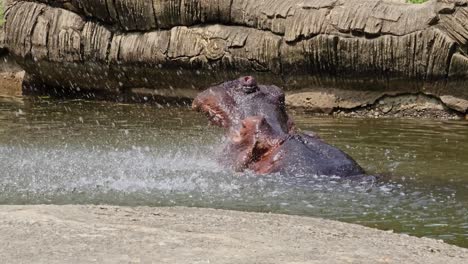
202, 105, 228, 128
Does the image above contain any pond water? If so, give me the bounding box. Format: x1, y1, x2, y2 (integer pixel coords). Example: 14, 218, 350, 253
0, 96, 467, 248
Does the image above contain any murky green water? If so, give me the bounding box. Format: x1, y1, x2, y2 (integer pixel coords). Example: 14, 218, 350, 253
0, 96, 467, 248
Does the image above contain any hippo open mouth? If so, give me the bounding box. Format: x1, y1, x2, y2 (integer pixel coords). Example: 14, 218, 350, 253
230, 116, 289, 173
229, 115, 366, 177
193, 76, 369, 179
195, 102, 229, 128
192, 76, 293, 135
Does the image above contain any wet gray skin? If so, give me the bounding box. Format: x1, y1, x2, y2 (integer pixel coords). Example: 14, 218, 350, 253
232, 116, 365, 177
193, 77, 365, 177
192, 76, 293, 135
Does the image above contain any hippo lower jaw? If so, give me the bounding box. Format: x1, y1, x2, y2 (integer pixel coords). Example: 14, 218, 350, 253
246, 142, 285, 174
231, 134, 290, 174
227, 116, 366, 177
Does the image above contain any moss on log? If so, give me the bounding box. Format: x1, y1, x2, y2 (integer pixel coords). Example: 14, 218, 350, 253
2, 0, 468, 112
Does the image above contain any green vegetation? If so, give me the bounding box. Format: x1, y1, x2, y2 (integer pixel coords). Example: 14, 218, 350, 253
407, 0, 428, 3
0, 1, 4, 26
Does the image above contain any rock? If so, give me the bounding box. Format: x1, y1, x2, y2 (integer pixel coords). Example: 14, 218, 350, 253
290, 92, 462, 119
440, 95, 468, 113
382, 105, 393, 114
286, 92, 337, 114
14, 71, 25, 80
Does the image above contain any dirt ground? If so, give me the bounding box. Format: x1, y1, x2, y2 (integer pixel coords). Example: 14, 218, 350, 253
0, 71, 23, 97
0, 205, 466, 264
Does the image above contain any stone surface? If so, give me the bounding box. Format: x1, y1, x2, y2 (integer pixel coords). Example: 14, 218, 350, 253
0, 205, 467, 264
440, 95, 468, 112
0, 53, 24, 98
286, 89, 463, 119
2, 0, 468, 114
0, 70, 23, 98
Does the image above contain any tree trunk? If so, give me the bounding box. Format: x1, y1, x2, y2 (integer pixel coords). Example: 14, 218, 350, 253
2, 0, 468, 112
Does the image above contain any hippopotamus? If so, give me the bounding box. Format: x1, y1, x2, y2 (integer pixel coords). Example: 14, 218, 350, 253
192, 76, 294, 135
229, 116, 365, 177
193, 76, 367, 178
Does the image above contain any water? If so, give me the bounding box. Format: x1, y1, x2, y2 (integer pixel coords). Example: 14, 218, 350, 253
0, 96, 467, 248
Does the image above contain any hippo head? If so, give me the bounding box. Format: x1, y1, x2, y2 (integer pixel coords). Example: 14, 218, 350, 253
192, 76, 294, 135
229, 116, 287, 173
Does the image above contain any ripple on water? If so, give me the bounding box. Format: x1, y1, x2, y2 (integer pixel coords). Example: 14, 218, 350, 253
0, 99, 467, 248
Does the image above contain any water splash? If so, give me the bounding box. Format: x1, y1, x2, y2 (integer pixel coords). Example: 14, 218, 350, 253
0, 98, 467, 247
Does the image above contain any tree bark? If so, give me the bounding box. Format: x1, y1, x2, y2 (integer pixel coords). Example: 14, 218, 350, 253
2, 0, 468, 111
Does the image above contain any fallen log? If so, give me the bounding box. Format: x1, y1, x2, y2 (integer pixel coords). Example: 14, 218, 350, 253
2, 0, 468, 113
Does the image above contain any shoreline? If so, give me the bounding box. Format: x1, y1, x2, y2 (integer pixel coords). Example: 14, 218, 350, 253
1, 70, 466, 121
0, 53, 466, 120
0, 205, 466, 263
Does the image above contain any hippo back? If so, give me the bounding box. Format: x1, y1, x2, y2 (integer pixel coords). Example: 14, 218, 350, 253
276, 134, 365, 178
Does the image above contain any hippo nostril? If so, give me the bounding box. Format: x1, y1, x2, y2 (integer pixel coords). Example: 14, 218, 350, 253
241, 76, 256, 87
238, 76, 258, 94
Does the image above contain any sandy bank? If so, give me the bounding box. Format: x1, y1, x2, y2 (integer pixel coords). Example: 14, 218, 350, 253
0, 71, 23, 96
0, 205, 466, 263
